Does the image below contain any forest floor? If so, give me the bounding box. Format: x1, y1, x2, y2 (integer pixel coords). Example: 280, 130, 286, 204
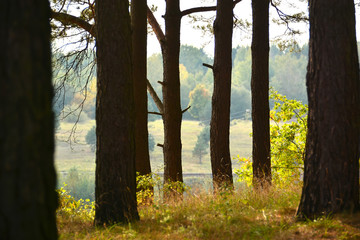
55, 119, 360, 239
57, 185, 360, 240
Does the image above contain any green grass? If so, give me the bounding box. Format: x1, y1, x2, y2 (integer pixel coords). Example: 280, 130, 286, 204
55, 119, 252, 175
57, 185, 360, 239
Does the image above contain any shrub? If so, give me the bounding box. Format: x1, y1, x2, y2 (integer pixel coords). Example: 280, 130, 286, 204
235, 89, 307, 188
57, 185, 94, 221
85, 126, 96, 152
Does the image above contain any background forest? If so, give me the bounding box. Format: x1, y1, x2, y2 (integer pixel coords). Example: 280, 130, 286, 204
54, 44, 309, 125
54, 44, 308, 197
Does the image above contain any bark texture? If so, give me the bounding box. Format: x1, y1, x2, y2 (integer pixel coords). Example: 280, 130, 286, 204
95, 0, 139, 225
251, 0, 271, 188
0, 0, 58, 238
162, 0, 183, 195
131, 0, 152, 177
210, 0, 234, 190
297, 0, 360, 219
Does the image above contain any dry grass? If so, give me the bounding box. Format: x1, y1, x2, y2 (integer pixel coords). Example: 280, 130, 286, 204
57, 185, 360, 240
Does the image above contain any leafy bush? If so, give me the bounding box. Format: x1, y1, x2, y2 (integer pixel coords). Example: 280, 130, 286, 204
235, 89, 307, 187
136, 172, 191, 204
85, 126, 96, 152
57, 185, 94, 221
136, 172, 160, 205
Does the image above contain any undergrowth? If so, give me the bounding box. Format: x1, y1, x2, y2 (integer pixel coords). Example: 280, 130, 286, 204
57, 184, 360, 239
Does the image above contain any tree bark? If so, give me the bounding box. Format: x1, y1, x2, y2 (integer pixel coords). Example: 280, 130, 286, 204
297, 0, 360, 219
95, 0, 139, 225
131, 0, 152, 177
210, 0, 234, 190
251, 0, 271, 188
0, 0, 58, 238
162, 0, 184, 197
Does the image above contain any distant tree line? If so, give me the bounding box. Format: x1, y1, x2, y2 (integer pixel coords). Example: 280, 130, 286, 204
53, 43, 309, 125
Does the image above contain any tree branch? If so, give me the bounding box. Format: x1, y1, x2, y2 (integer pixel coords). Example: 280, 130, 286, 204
181, 0, 242, 17
182, 106, 191, 114
146, 79, 164, 114
203, 63, 214, 69
51, 11, 96, 38
181, 6, 216, 17
148, 111, 163, 116
270, 0, 309, 34
146, 6, 165, 46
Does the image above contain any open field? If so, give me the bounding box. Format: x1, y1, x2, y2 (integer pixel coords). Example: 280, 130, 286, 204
55, 119, 252, 176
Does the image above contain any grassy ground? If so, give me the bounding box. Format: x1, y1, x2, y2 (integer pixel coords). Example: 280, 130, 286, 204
55, 119, 252, 175
57, 185, 360, 239
56, 120, 360, 239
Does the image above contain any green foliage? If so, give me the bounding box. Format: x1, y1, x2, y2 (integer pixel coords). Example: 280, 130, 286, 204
188, 84, 211, 120
57, 185, 94, 221
232, 46, 251, 90
234, 156, 253, 187
85, 126, 96, 152
269, 89, 307, 186
180, 45, 212, 75
230, 86, 251, 120
235, 90, 307, 187
269, 47, 308, 103
192, 126, 210, 164
136, 172, 160, 206
163, 180, 190, 197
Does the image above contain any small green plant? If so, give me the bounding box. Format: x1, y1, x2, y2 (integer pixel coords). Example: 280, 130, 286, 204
163, 180, 190, 198
136, 172, 160, 205
235, 89, 307, 187
57, 185, 94, 221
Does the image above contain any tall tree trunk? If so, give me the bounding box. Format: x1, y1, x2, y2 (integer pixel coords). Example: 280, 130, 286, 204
95, 0, 139, 225
162, 0, 183, 197
131, 0, 151, 176
0, 0, 57, 238
210, 0, 234, 190
251, 0, 271, 188
297, 0, 360, 219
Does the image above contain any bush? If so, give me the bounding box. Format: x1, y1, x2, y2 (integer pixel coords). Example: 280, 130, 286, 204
57, 186, 94, 221
235, 89, 307, 188
85, 126, 96, 152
